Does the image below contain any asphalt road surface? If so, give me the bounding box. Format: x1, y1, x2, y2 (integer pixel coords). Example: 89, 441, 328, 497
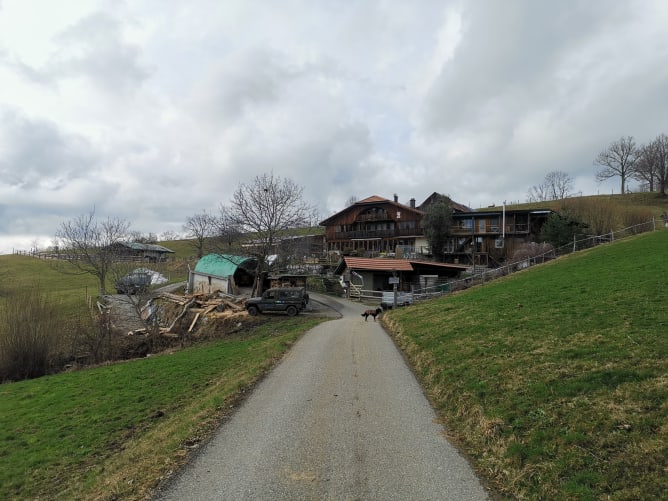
154, 293, 489, 500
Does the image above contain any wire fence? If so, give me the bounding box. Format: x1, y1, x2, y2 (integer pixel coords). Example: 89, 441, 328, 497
354, 218, 662, 304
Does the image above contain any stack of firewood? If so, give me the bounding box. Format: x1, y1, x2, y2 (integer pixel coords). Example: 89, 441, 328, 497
127, 291, 247, 336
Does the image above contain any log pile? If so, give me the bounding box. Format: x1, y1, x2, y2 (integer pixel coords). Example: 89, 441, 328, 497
127, 291, 247, 336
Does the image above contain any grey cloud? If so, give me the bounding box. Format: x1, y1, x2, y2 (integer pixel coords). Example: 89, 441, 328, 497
0, 108, 99, 189
421, 2, 628, 132
50, 12, 151, 94
193, 48, 292, 119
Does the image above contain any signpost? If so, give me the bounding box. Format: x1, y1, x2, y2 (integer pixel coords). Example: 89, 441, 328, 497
389, 274, 399, 309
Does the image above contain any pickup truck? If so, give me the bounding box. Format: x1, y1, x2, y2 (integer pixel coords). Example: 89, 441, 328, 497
245, 287, 309, 317
380, 291, 413, 310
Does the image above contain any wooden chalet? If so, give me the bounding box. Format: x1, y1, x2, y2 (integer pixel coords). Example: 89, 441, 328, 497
319, 193, 471, 259
319, 193, 553, 267
319, 194, 428, 257
447, 209, 553, 266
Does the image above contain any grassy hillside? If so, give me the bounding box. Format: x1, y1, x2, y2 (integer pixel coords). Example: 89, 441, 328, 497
0, 254, 98, 319
384, 229, 668, 500
0, 317, 324, 500
0, 254, 189, 316
506, 192, 668, 216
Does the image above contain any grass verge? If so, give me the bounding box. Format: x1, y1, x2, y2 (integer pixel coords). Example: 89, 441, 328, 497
0, 316, 326, 500
384, 230, 667, 500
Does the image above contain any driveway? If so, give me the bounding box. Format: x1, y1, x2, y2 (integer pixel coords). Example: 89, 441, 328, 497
153, 293, 490, 500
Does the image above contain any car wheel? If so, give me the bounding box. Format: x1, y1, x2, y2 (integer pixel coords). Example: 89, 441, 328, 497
286, 305, 297, 317
247, 306, 259, 316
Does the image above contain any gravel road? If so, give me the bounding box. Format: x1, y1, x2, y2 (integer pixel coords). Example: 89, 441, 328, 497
154, 293, 489, 500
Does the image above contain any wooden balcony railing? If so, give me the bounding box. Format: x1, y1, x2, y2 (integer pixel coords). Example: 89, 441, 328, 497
449, 224, 529, 235
333, 227, 422, 240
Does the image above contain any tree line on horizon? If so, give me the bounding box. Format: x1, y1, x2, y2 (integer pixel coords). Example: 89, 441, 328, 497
527, 134, 668, 203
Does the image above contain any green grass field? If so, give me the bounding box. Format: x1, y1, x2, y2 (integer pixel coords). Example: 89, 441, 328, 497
0, 317, 324, 500
0, 255, 99, 320
385, 230, 668, 500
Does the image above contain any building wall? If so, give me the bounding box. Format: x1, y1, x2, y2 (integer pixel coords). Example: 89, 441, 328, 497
191, 272, 231, 294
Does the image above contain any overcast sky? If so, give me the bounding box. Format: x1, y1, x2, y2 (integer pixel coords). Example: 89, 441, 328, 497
1, 0, 667, 253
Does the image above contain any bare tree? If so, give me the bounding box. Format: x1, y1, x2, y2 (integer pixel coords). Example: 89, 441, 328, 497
54, 211, 131, 295
654, 134, 668, 196
182, 211, 216, 258
159, 230, 180, 241
345, 195, 358, 207
128, 230, 158, 244
635, 134, 668, 196
545, 170, 573, 199
634, 142, 659, 192
527, 171, 573, 202
211, 205, 242, 253
229, 172, 316, 295
594, 136, 639, 194
527, 182, 549, 202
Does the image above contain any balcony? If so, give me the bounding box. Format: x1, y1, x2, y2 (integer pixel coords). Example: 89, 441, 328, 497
449, 223, 529, 235
333, 227, 422, 240
357, 212, 390, 222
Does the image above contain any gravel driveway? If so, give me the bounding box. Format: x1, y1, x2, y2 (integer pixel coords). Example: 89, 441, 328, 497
153, 293, 489, 500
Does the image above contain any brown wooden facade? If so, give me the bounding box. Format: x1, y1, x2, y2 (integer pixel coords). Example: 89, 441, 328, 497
320, 194, 553, 266
319, 195, 425, 256
448, 209, 553, 266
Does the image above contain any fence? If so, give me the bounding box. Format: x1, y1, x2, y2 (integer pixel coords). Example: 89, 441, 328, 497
352, 218, 661, 304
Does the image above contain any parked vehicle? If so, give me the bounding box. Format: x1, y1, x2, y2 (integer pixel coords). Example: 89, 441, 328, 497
246, 287, 309, 317
115, 271, 152, 295
380, 291, 413, 310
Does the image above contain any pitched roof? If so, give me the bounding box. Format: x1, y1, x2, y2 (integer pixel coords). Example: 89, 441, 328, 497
418, 192, 471, 213
319, 195, 423, 226
357, 195, 388, 204
194, 254, 257, 278
120, 242, 175, 253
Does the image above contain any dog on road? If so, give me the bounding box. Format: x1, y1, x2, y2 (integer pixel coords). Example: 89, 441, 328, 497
361, 307, 383, 321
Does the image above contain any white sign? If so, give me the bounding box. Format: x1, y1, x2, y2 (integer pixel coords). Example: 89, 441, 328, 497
388, 277, 400, 284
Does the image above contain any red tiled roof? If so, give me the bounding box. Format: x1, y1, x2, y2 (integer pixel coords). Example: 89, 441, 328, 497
357, 195, 389, 204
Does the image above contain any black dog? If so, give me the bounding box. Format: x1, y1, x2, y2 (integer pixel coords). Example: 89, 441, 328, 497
361, 308, 383, 321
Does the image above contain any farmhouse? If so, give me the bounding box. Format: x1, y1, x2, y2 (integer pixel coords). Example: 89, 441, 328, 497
449, 208, 553, 267
319, 193, 553, 266
320, 195, 429, 258
189, 254, 257, 295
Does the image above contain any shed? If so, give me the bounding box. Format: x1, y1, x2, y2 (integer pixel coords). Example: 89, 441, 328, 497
112, 242, 175, 261
189, 254, 258, 295
335, 256, 466, 292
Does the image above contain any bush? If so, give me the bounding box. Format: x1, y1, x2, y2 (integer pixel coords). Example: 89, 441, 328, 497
512, 242, 554, 261
560, 198, 621, 235
621, 208, 656, 233
540, 212, 588, 248
0, 287, 66, 381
